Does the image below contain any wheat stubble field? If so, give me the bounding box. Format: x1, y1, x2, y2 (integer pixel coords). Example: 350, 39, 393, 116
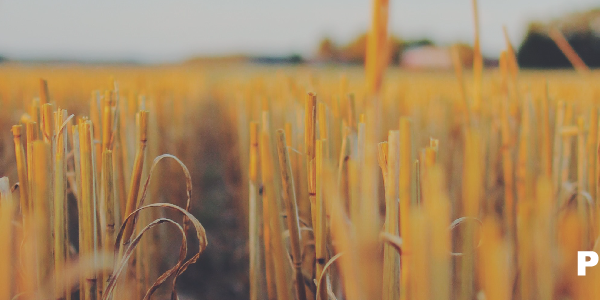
1, 63, 599, 300
2, 0, 600, 299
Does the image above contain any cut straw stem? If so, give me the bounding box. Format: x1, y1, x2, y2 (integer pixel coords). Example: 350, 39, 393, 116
12, 125, 30, 220
54, 109, 68, 299
32, 140, 54, 294
0, 177, 16, 300
315, 139, 328, 300
39, 78, 49, 105
260, 113, 293, 300
79, 122, 98, 300
305, 93, 317, 228
101, 150, 115, 296
471, 0, 482, 115
548, 28, 591, 75
122, 111, 149, 244
399, 118, 412, 300
249, 122, 266, 300
382, 131, 400, 300
276, 130, 307, 300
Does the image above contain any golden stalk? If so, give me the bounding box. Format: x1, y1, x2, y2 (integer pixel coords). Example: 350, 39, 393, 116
534, 177, 554, 300
365, 0, 390, 96
479, 218, 510, 300
122, 111, 149, 244
588, 108, 598, 200
382, 131, 399, 300
101, 150, 115, 296
548, 28, 591, 75
79, 121, 98, 300
39, 78, 49, 105
502, 26, 519, 81
460, 129, 481, 300
409, 209, 429, 300
471, 0, 483, 115
262, 172, 277, 300
112, 103, 127, 228
377, 142, 389, 188
12, 125, 30, 220
552, 101, 566, 197
560, 104, 574, 198
305, 93, 317, 228
423, 166, 450, 300
41, 103, 54, 143
450, 45, 469, 124
260, 113, 293, 300
31, 98, 41, 138
540, 83, 552, 178
32, 140, 54, 295
516, 98, 535, 205
315, 139, 328, 300
276, 130, 307, 300
596, 118, 600, 231
0, 177, 16, 300
26, 122, 39, 209
324, 163, 364, 300
90, 92, 103, 173
54, 109, 68, 299
249, 122, 266, 300
577, 116, 589, 246
399, 117, 412, 300
318, 102, 330, 157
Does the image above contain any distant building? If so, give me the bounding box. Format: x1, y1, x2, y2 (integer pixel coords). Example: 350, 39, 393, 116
517, 9, 600, 68
400, 46, 452, 70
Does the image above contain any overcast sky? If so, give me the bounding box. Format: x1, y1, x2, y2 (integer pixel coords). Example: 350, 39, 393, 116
0, 0, 597, 63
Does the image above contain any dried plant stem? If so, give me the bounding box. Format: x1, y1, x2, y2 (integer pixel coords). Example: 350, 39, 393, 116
399, 118, 412, 300
560, 104, 574, 195
248, 122, 266, 300
552, 101, 566, 197
276, 130, 307, 300
39, 78, 49, 105
450, 45, 470, 125
382, 131, 400, 300
596, 118, 600, 230
79, 122, 98, 300
577, 117, 590, 246
377, 142, 389, 188
122, 111, 149, 244
54, 109, 69, 299
365, 0, 389, 96
423, 166, 451, 300
100, 150, 115, 297
540, 82, 552, 179
32, 140, 54, 295
548, 28, 590, 75
324, 165, 364, 300
409, 209, 429, 299
479, 218, 510, 300
315, 139, 328, 300
588, 108, 598, 200
26, 122, 39, 210
471, 0, 483, 115
305, 93, 317, 228
516, 98, 534, 204
260, 114, 293, 300
0, 177, 16, 300
12, 125, 30, 221
261, 179, 277, 300
460, 129, 482, 300
90, 92, 103, 180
